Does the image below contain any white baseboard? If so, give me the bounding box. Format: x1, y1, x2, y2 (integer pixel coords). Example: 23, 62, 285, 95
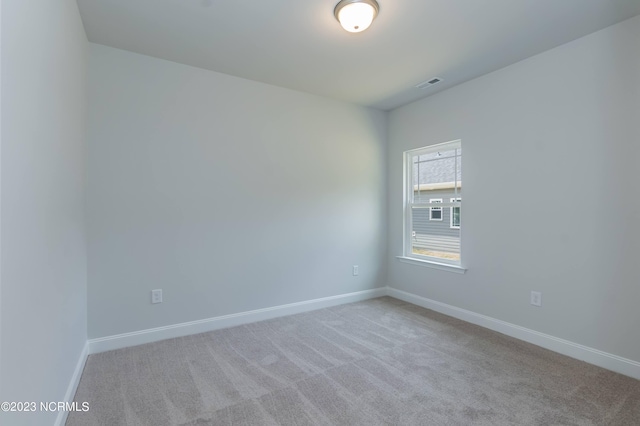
89, 288, 387, 354
386, 287, 640, 380
55, 341, 89, 426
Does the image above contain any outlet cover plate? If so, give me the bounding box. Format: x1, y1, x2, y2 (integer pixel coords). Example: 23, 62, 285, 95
530, 291, 542, 307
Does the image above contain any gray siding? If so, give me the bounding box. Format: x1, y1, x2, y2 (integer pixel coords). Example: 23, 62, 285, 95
412, 189, 461, 237
412, 188, 461, 253
412, 234, 460, 254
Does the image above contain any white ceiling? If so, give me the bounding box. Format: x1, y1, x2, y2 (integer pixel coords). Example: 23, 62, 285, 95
76, 0, 640, 111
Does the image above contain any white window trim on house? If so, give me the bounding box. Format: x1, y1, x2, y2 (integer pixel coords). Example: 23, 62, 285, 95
450, 197, 461, 229
429, 198, 443, 221
398, 140, 466, 273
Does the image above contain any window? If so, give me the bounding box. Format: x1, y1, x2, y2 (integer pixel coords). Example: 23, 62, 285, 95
450, 198, 461, 229
429, 199, 442, 221
403, 140, 462, 266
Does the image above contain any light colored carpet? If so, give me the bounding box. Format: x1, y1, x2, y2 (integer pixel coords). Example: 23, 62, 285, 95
67, 297, 640, 425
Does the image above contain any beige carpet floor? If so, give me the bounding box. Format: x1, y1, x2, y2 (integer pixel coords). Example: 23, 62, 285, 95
67, 297, 640, 425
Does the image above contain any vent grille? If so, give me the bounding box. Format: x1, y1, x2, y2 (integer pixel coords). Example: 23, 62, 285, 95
416, 78, 442, 89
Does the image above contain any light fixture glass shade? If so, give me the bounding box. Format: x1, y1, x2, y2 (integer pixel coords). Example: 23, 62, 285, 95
334, 0, 379, 33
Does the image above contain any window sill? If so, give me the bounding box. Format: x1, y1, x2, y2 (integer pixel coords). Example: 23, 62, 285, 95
396, 256, 467, 274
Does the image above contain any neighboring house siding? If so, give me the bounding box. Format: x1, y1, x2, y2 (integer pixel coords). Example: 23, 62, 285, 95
412, 188, 460, 253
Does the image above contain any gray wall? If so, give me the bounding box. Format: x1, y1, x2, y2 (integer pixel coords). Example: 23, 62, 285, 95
86, 45, 388, 339
388, 15, 640, 363
0, 1, 88, 425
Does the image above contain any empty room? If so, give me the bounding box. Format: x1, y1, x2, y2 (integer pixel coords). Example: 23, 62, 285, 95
2, 0, 640, 425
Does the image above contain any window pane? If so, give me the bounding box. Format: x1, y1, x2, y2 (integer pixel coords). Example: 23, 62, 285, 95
429, 198, 442, 220
452, 207, 460, 227
411, 207, 460, 261
450, 197, 461, 229
413, 149, 461, 202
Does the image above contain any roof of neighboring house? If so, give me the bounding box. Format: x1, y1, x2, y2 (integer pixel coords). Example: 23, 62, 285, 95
413, 149, 462, 190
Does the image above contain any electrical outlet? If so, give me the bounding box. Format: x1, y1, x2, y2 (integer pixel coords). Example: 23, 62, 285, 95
352, 265, 359, 276
530, 291, 541, 307
151, 289, 163, 304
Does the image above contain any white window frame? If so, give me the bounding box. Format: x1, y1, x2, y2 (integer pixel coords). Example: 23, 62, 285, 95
450, 198, 461, 229
429, 199, 443, 221
399, 140, 464, 272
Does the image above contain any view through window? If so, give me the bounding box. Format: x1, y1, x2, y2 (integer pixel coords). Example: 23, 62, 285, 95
405, 140, 461, 264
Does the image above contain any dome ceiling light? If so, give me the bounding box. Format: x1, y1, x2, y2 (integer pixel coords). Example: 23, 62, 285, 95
334, 0, 379, 33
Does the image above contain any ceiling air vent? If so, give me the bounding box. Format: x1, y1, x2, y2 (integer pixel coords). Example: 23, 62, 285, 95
416, 78, 442, 89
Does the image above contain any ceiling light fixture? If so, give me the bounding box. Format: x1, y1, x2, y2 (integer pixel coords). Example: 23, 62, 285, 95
334, 0, 379, 33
